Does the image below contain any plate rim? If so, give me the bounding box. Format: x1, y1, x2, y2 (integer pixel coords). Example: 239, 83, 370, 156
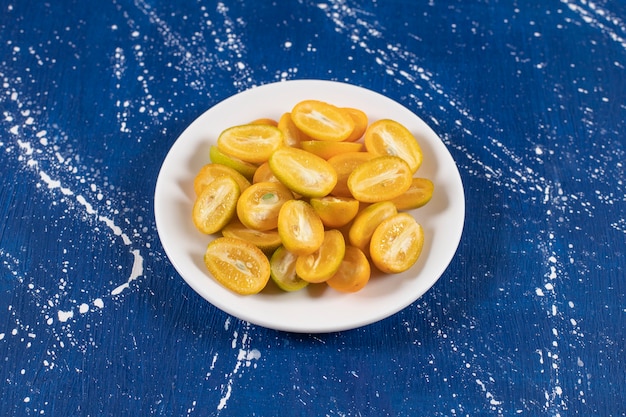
154, 79, 465, 333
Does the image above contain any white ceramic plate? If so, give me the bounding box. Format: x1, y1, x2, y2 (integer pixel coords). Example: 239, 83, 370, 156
155, 80, 465, 333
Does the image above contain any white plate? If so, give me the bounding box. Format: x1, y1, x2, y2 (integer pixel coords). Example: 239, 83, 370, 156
154, 80, 465, 333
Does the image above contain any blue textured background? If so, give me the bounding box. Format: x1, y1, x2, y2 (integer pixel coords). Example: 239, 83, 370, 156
1, 0, 625, 415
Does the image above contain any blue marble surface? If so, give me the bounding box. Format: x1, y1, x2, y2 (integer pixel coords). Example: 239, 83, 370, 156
1, 0, 625, 415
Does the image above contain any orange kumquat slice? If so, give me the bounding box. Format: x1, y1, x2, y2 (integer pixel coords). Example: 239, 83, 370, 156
295, 229, 346, 283
192, 175, 240, 235
204, 236, 270, 295
269, 146, 337, 198
347, 155, 413, 203
217, 124, 284, 164
193, 163, 251, 196
277, 199, 325, 256
326, 245, 371, 293
237, 181, 294, 231
291, 100, 355, 142
364, 119, 423, 173
369, 213, 424, 274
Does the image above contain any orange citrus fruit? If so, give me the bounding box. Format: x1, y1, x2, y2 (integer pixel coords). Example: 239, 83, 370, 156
389, 177, 434, 210
277, 112, 309, 147
295, 229, 346, 283
192, 175, 240, 234
326, 246, 371, 293
348, 201, 397, 255
327, 151, 375, 198
269, 245, 309, 292
364, 119, 423, 173
252, 161, 280, 184
268, 146, 337, 198
310, 196, 359, 228
221, 219, 282, 256
236, 181, 293, 231
209, 145, 257, 180
369, 213, 424, 273
204, 236, 270, 295
341, 107, 368, 142
249, 118, 278, 126
347, 155, 413, 203
217, 124, 284, 164
300, 140, 363, 160
277, 199, 325, 256
291, 100, 355, 142
193, 163, 251, 196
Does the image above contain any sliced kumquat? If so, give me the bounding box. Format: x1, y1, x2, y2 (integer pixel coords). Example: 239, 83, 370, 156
193, 100, 436, 294
277, 112, 309, 147
221, 219, 282, 256
192, 175, 240, 235
310, 196, 359, 228
204, 236, 270, 295
327, 151, 375, 198
249, 118, 278, 126
252, 161, 280, 184
269, 146, 337, 198
269, 245, 309, 292
193, 163, 251, 196
364, 119, 423, 173
370, 213, 424, 274
291, 100, 355, 142
296, 229, 346, 283
237, 181, 294, 231
348, 201, 397, 255
389, 177, 434, 210
341, 107, 369, 142
209, 145, 257, 180
347, 155, 413, 203
277, 200, 325, 256
217, 124, 284, 164
326, 245, 371, 293
300, 140, 363, 160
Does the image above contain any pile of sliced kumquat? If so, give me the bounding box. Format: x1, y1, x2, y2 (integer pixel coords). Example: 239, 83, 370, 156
192, 99, 435, 295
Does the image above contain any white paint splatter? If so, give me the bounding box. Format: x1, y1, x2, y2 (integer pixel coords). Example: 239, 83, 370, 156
111, 249, 144, 295
216, 322, 262, 411
57, 310, 74, 322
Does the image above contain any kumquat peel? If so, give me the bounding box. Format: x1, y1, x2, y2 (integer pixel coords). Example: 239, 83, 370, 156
191, 99, 435, 295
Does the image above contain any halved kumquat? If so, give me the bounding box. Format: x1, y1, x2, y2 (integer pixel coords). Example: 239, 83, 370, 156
221, 219, 282, 256
327, 151, 375, 198
300, 140, 363, 160
217, 124, 284, 164
269, 245, 309, 292
291, 100, 355, 142
347, 155, 413, 203
204, 236, 270, 295
209, 145, 258, 180
249, 118, 278, 126
341, 107, 369, 142
389, 177, 434, 210
237, 181, 293, 231
295, 229, 346, 283
277, 200, 325, 256
369, 213, 424, 274
192, 175, 240, 235
269, 146, 337, 198
193, 163, 251, 196
277, 112, 309, 147
252, 161, 280, 184
364, 119, 423, 173
310, 196, 359, 228
348, 201, 397, 255
326, 245, 371, 293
